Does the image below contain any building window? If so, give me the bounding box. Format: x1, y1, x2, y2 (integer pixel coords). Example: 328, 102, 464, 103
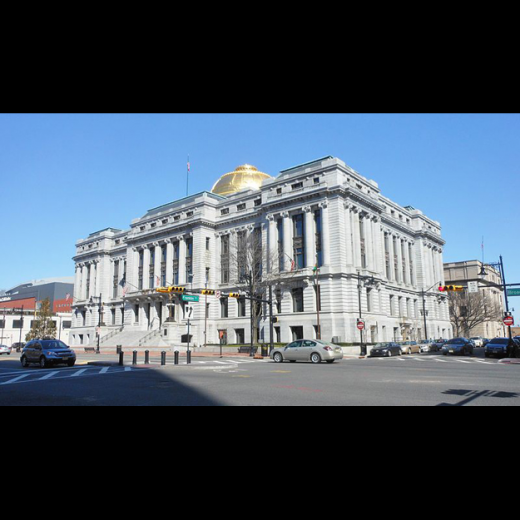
186, 238, 193, 281
277, 219, 284, 272
113, 260, 120, 299
221, 235, 230, 284
149, 248, 155, 289
292, 288, 304, 313
237, 231, 248, 282
360, 218, 366, 269
86, 265, 91, 299
237, 203, 246, 212
393, 238, 399, 281
235, 329, 245, 344
238, 297, 246, 317
161, 245, 167, 286
220, 298, 229, 318
293, 214, 305, 270
385, 234, 391, 279
314, 209, 323, 267
367, 288, 373, 313
138, 251, 144, 290
172, 242, 179, 285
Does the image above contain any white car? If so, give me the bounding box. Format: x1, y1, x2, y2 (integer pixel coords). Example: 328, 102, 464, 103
0, 345, 12, 355
470, 337, 484, 348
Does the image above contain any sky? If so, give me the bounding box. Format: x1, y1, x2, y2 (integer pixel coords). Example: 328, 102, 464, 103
1, 113, 519, 319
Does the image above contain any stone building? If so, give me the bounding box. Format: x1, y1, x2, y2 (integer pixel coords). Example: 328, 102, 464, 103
70, 157, 452, 349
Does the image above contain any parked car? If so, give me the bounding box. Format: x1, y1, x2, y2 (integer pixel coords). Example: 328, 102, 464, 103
400, 341, 421, 354
442, 338, 474, 356
0, 345, 12, 356
431, 339, 447, 352
470, 337, 485, 347
11, 342, 25, 352
370, 342, 402, 357
270, 339, 343, 364
482, 338, 490, 347
485, 338, 520, 359
21, 339, 76, 368
419, 340, 435, 353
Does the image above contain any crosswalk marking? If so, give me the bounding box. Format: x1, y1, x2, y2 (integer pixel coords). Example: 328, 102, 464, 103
1, 373, 31, 385
39, 371, 60, 381
71, 369, 88, 377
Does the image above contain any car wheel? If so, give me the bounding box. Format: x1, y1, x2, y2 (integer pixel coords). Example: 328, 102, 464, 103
67, 360, 75, 367
39, 356, 48, 369
273, 352, 284, 363
310, 353, 321, 364
387, 350, 392, 357
21, 355, 29, 368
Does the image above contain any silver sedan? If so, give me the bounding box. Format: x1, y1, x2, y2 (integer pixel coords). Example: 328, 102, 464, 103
0, 345, 12, 355
271, 339, 344, 364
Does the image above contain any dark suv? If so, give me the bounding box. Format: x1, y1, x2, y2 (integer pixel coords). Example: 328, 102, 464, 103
21, 339, 76, 368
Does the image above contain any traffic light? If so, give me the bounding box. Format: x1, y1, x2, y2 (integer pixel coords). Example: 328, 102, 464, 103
201, 289, 215, 296
156, 287, 170, 294
228, 293, 241, 298
439, 285, 464, 292
170, 286, 186, 294
272, 316, 279, 324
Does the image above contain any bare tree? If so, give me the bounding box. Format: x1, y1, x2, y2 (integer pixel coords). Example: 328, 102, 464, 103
449, 291, 502, 337
223, 226, 298, 345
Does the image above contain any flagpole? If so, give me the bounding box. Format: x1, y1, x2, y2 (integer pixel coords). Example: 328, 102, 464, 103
186, 155, 190, 197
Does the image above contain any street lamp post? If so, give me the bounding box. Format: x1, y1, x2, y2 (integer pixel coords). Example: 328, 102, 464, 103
479, 255, 513, 344
357, 273, 376, 356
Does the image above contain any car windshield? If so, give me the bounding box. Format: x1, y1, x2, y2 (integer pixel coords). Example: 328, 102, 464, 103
447, 339, 465, 344
44, 341, 68, 350
374, 343, 390, 348
491, 339, 510, 345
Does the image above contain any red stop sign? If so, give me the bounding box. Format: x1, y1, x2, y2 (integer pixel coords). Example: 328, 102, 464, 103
357, 320, 365, 331
504, 316, 514, 327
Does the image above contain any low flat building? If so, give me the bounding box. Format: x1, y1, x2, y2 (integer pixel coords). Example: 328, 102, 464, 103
444, 260, 506, 339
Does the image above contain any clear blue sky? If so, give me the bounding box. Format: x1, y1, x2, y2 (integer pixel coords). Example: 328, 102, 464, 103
1, 113, 519, 316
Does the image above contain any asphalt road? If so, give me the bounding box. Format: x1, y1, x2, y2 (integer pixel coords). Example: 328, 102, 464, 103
1, 349, 519, 406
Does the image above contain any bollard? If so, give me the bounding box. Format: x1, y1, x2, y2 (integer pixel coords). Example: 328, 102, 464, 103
118, 351, 124, 366
144, 350, 150, 365
187, 350, 192, 365
174, 350, 179, 365
132, 350, 138, 365
161, 351, 166, 366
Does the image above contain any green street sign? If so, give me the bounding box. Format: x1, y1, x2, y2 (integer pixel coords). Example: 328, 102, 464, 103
182, 294, 199, 302
507, 288, 520, 297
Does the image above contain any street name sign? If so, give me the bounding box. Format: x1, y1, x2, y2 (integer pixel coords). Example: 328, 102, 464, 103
507, 288, 520, 297
182, 294, 200, 303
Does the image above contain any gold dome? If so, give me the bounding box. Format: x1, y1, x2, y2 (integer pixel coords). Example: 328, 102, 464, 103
211, 164, 272, 197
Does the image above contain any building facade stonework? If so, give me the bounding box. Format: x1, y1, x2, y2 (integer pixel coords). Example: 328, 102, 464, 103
71, 157, 452, 348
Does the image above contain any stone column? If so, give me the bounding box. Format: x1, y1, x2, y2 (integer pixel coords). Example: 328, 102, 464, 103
344, 204, 353, 267
304, 206, 315, 268
320, 202, 330, 267
282, 212, 292, 271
